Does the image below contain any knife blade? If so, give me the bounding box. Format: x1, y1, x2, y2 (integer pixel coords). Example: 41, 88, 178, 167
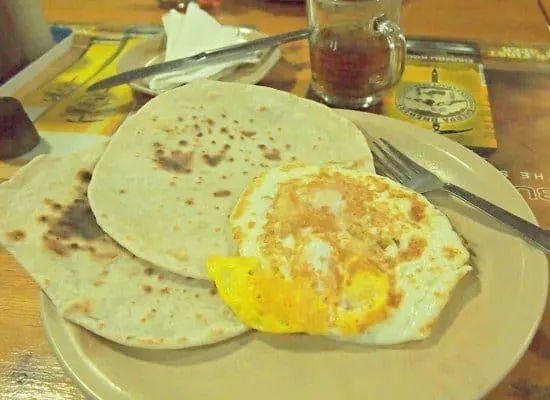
87, 28, 311, 92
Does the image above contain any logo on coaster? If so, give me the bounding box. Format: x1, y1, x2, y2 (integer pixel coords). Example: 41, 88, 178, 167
396, 83, 476, 123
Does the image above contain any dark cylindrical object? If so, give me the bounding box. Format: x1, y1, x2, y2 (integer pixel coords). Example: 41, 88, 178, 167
0, 97, 40, 159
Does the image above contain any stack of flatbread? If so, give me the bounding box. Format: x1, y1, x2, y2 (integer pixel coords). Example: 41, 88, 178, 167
0, 79, 374, 349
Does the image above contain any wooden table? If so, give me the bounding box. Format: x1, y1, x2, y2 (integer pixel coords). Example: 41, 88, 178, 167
0, 1, 549, 399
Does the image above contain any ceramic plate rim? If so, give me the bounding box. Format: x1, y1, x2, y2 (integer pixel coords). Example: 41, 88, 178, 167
39, 110, 548, 400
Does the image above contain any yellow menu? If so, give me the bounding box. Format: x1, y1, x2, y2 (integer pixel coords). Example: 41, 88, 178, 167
19, 35, 144, 136
381, 51, 497, 151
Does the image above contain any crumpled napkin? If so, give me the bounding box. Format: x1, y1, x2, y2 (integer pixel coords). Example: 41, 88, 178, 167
148, 4, 261, 91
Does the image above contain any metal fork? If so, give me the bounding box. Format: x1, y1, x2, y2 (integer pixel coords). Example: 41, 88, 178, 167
371, 137, 550, 253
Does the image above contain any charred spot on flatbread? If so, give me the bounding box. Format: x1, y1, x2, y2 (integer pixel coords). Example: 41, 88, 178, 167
77, 169, 93, 183
6, 229, 25, 242
213, 190, 231, 198
153, 146, 194, 174
41, 174, 116, 259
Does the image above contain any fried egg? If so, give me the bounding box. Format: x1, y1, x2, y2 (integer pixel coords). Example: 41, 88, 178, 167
207, 164, 471, 344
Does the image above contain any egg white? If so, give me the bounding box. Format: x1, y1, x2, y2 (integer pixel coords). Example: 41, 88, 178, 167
230, 164, 471, 344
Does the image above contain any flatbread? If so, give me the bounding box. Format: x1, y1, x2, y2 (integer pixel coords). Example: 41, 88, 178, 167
88, 79, 374, 279
0, 144, 248, 349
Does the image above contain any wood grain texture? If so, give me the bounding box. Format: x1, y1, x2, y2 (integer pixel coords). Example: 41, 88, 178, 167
0, 249, 86, 400
0, 1, 548, 399
483, 68, 550, 399
486, 69, 550, 230
40, 0, 550, 43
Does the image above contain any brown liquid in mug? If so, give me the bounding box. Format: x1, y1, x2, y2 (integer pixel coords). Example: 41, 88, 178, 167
309, 25, 390, 99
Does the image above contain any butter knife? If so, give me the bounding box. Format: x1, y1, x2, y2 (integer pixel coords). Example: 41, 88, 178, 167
87, 28, 311, 91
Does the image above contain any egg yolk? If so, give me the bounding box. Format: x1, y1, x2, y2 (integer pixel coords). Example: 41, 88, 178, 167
206, 256, 391, 336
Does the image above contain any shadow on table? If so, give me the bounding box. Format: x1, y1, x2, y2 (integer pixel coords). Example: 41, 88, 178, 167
99, 330, 255, 367
258, 56, 299, 92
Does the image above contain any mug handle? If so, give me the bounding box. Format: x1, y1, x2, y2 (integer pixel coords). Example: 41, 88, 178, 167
373, 14, 406, 89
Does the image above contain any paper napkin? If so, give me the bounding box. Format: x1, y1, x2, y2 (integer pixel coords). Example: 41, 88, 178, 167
148, 4, 261, 91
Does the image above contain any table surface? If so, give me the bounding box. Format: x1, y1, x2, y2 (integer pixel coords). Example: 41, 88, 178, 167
1, 1, 550, 399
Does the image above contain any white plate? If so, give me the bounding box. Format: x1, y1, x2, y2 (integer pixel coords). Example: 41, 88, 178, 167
41, 111, 548, 400
117, 27, 282, 96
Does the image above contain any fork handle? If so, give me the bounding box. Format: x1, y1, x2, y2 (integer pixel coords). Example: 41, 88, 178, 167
443, 183, 550, 253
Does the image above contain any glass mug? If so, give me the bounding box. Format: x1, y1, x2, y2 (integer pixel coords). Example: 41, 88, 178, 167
307, 0, 406, 109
